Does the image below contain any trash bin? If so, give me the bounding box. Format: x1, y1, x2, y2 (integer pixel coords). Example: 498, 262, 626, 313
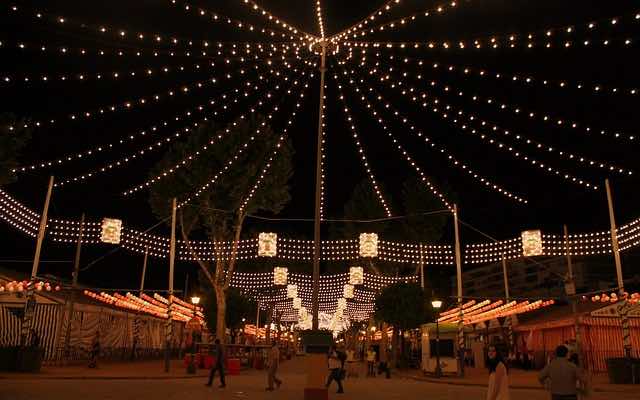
227, 358, 241, 375
606, 358, 640, 384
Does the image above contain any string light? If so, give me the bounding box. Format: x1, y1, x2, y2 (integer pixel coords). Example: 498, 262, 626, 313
338, 1, 459, 41
336, 79, 393, 216
335, 70, 452, 209
387, 56, 639, 98
347, 51, 637, 141
179, 71, 311, 208
338, 68, 528, 204
15, 64, 281, 174
123, 67, 306, 196
170, 0, 304, 41
239, 0, 316, 41
344, 62, 599, 191
238, 81, 310, 213
316, 0, 326, 39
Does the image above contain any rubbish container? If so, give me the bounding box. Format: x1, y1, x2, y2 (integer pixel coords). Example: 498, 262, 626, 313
606, 358, 640, 384
227, 358, 241, 375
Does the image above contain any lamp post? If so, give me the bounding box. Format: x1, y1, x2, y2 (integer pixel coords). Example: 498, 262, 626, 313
191, 296, 200, 319
432, 300, 443, 378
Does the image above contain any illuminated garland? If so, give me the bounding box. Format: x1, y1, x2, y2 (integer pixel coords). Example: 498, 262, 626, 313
346, 51, 637, 143
331, 0, 402, 42
343, 63, 599, 190
336, 79, 393, 216
338, 68, 527, 204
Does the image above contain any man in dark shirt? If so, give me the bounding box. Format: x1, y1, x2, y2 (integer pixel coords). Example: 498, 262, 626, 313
539, 345, 584, 400
206, 339, 226, 388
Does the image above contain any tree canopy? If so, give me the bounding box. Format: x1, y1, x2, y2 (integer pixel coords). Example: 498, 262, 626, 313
375, 282, 437, 330
0, 113, 31, 186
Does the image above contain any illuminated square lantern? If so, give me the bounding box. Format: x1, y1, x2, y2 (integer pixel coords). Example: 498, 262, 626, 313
343, 284, 354, 299
337, 297, 347, 310
258, 232, 277, 257
349, 266, 364, 285
521, 230, 543, 257
100, 218, 122, 244
293, 297, 302, 309
273, 267, 288, 285
359, 233, 379, 257
286, 284, 297, 299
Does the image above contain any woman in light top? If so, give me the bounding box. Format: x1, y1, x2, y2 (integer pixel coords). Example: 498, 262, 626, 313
486, 345, 510, 400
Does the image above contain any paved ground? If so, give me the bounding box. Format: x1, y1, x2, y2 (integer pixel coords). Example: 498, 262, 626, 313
1, 358, 637, 400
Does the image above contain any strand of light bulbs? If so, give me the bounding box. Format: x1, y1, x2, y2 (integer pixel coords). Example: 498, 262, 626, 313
346, 50, 638, 139
315, 0, 326, 39
170, 0, 304, 41
181, 74, 310, 209
14, 62, 285, 174
335, 80, 394, 216
330, 0, 402, 42
319, 86, 327, 220
339, 70, 528, 204
0, 38, 305, 66
382, 55, 639, 98
334, 70, 451, 211
0, 44, 304, 86
6, 4, 254, 51
339, 1, 460, 41
55, 68, 293, 188
238, 83, 309, 213
354, 55, 633, 172
123, 67, 307, 196
345, 63, 599, 191
239, 0, 316, 41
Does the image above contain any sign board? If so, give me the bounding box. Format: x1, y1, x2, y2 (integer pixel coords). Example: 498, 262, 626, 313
521, 230, 543, 257
100, 218, 123, 244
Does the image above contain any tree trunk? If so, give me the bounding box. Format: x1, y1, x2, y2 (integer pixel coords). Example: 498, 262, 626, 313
214, 284, 227, 342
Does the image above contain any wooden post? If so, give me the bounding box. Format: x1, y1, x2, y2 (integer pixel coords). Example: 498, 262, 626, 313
21, 176, 54, 346
311, 41, 327, 331
165, 198, 177, 372
453, 204, 465, 377
563, 225, 582, 368
256, 301, 261, 333
63, 213, 84, 358
604, 179, 631, 357
502, 255, 514, 353
139, 246, 148, 296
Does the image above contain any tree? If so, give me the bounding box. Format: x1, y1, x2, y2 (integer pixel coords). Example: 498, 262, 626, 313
329, 175, 453, 275
0, 113, 32, 186
150, 114, 294, 341
203, 287, 255, 343
375, 282, 432, 368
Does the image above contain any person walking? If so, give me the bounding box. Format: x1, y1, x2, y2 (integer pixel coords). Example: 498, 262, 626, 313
265, 342, 282, 391
486, 345, 510, 400
88, 331, 100, 368
366, 346, 376, 377
345, 347, 357, 378
539, 345, 585, 400
326, 347, 345, 394
205, 339, 226, 388
378, 345, 391, 379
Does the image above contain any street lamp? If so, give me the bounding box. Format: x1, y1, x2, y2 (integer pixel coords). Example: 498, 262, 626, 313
431, 300, 443, 378
191, 296, 200, 316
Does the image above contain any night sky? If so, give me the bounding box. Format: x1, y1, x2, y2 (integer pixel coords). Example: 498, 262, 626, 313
0, 0, 638, 293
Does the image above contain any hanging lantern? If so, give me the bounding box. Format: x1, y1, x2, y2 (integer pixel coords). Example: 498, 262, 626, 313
337, 297, 347, 310
258, 232, 278, 257
286, 284, 297, 298
343, 284, 354, 299
521, 230, 543, 257
101, 218, 123, 244
273, 267, 288, 285
349, 266, 364, 285
293, 297, 302, 309
359, 233, 379, 257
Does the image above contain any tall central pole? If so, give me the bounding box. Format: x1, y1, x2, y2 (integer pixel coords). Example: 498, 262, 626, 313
453, 204, 464, 377
312, 42, 327, 330
165, 198, 177, 372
